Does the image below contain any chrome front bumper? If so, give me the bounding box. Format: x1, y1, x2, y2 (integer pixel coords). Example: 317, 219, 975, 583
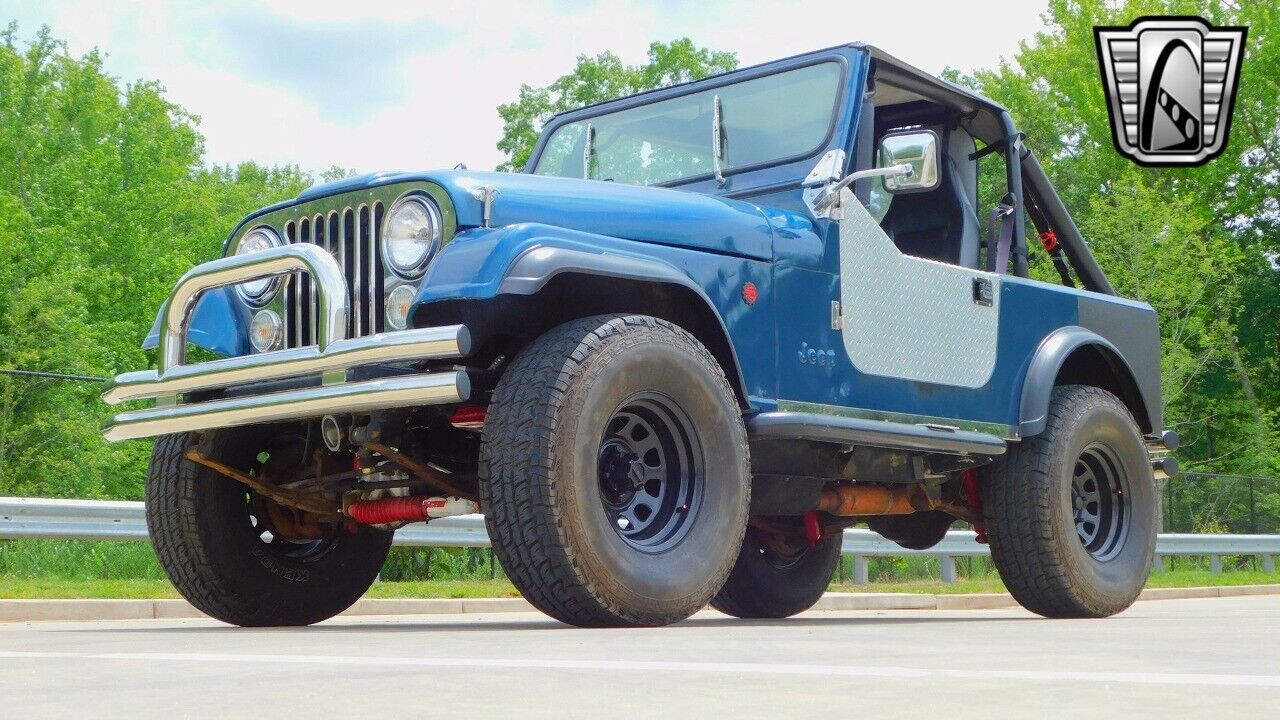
102, 245, 470, 443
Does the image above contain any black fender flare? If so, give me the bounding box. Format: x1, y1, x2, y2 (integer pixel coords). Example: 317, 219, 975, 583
1018, 326, 1152, 437
500, 245, 706, 297
496, 246, 751, 406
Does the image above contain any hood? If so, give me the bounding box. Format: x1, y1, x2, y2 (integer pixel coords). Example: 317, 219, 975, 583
282, 170, 779, 261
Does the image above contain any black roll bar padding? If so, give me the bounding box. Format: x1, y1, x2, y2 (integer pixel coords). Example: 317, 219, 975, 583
1018, 148, 1117, 296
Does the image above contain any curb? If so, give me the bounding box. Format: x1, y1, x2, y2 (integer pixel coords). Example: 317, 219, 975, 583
0, 596, 537, 623
2, 584, 1277, 623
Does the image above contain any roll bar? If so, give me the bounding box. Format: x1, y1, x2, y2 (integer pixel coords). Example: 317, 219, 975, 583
1018, 147, 1117, 296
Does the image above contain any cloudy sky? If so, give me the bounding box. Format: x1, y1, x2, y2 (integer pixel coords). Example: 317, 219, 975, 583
1, 0, 1050, 175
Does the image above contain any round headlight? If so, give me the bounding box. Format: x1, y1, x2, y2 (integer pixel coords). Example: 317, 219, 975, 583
234, 227, 283, 304
381, 196, 442, 279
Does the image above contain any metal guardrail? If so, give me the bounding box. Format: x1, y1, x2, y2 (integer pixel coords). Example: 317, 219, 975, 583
2, 497, 1277, 582
0, 496, 491, 547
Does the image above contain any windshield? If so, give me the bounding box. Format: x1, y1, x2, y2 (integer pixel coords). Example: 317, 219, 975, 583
531, 61, 842, 186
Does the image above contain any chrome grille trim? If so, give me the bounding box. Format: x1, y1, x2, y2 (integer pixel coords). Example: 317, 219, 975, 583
226, 181, 458, 351
282, 202, 385, 348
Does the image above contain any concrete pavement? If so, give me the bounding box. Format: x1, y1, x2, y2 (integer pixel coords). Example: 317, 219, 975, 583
3, 595, 1277, 719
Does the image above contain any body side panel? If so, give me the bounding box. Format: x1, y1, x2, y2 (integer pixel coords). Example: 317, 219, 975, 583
775, 272, 1079, 433
1077, 293, 1163, 430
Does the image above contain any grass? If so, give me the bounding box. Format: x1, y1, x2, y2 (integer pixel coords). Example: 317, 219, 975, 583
0, 578, 180, 599
0, 570, 1273, 601
0, 538, 1274, 600
1141, 569, 1279, 588
365, 579, 521, 599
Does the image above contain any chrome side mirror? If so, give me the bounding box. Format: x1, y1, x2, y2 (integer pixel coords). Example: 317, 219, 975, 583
802, 149, 913, 219
878, 130, 940, 193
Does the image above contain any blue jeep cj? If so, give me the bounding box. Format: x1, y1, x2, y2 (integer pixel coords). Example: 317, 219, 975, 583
105, 44, 1178, 627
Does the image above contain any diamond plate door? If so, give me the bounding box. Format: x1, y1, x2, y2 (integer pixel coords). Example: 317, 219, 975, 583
835, 189, 1000, 388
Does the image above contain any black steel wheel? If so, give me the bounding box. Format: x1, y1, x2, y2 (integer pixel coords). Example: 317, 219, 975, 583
146, 428, 392, 627
982, 385, 1156, 618
1071, 445, 1132, 561
481, 315, 750, 627
596, 394, 703, 553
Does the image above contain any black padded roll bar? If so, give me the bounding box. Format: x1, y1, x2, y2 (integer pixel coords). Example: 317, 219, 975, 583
1018, 148, 1117, 295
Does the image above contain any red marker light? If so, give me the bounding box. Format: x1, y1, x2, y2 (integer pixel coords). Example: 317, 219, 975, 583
742, 282, 758, 305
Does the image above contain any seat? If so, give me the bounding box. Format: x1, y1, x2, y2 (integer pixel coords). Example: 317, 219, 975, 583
879, 128, 980, 268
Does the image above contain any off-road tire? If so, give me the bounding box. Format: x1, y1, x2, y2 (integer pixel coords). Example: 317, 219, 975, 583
982, 385, 1156, 618
480, 314, 750, 627
146, 429, 393, 627
712, 527, 842, 619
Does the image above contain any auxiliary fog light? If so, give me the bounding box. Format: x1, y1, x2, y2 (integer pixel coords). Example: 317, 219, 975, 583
385, 285, 416, 331
250, 309, 283, 352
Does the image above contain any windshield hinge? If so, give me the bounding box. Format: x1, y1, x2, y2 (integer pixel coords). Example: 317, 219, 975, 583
472, 185, 498, 228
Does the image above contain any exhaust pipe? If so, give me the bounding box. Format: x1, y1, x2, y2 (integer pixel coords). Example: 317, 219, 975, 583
817, 484, 920, 516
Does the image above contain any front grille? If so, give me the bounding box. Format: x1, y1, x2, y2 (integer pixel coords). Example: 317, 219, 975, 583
283, 202, 386, 348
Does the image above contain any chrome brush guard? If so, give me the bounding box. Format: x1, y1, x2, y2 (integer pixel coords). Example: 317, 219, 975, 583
102, 245, 469, 442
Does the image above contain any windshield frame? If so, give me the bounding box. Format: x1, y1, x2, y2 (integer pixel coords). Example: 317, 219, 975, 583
526, 53, 850, 190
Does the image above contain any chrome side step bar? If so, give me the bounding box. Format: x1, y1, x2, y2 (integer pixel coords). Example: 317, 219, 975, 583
747, 412, 1007, 456
103, 372, 470, 443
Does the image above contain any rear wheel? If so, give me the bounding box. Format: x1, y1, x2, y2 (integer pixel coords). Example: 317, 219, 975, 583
146, 428, 392, 627
481, 314, 750, 627
712, 524, 841, 619
981, 385, 1155, 618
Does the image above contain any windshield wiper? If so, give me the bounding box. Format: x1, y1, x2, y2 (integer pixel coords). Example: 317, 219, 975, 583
582, 123, 595, 180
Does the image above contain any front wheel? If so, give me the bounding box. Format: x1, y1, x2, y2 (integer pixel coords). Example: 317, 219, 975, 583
146, 429, 392, 627
981, 385, 1156, 618
481, 315, 750, 627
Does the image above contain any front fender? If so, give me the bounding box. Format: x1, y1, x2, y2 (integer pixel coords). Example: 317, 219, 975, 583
141, 286, 250, 358
412, 222, 756, 407
415, 222, 715, 306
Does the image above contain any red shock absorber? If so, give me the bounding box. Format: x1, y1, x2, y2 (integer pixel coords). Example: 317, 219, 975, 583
448, 406, 487, 430
346, 496, 428, 525
802, 510, 822, 548
962, 468, 988, 544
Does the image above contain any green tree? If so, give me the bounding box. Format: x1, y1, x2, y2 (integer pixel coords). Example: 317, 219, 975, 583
0, 25, 309, 499
950, 0, 1280, 529
495, 38, 738, 172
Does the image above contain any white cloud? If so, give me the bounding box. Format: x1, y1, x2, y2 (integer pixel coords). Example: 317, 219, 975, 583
1, 0, 1049, 175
